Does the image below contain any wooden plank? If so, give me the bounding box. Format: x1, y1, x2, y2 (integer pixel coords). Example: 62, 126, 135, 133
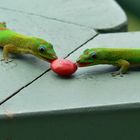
0, 0, 127, 32
1, 31, 140, 113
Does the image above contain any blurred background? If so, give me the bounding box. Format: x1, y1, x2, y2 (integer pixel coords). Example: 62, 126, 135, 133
116, 0, 140, 31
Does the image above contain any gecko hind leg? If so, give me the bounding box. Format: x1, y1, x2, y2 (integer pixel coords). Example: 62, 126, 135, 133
111, 59, 130, 77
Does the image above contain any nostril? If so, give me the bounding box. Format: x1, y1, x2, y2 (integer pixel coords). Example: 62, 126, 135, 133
52, 55, 58, 59
54, 55, 57, 58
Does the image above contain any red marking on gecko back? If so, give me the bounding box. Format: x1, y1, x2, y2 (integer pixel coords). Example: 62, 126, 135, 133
0, 28, 8, 30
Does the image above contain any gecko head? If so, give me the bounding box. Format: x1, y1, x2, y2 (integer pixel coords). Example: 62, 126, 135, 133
76, 49, 100, 67
33, 38, 58, 63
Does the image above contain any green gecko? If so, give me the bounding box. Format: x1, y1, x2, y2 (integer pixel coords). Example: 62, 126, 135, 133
76, 48, 140, 76
0, 22, 57, 63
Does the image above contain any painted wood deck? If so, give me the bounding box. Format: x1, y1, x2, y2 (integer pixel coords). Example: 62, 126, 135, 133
1, 0, 140, 140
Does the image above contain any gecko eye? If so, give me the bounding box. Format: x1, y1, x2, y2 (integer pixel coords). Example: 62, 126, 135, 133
91, 52, 97, 59
39, 46, 46, 53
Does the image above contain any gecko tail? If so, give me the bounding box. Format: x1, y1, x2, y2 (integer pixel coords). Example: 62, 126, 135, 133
0, 22, 7, 28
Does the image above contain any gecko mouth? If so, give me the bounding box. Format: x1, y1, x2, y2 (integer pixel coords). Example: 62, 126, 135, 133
77, 62, 92, 67
40, 55, 58, 63
47, 59, 56, 63
44, 57, 57, 63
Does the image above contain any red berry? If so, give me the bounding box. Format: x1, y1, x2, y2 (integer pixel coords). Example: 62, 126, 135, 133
51, 59, 78, 76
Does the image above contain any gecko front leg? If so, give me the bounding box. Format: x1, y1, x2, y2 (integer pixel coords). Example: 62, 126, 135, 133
112, 59, 130, 76
1, 44, 17, 63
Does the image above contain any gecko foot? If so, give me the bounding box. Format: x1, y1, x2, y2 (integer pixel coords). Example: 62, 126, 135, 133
111, 70, 123, 77
0, 58, 13, 63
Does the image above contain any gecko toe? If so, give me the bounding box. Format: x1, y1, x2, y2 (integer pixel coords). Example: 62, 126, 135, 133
0, 58, 13, 63
111, 70, 123, 77
5, 59, 13, 63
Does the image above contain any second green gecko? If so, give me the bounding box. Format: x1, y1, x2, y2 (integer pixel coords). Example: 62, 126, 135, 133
0, 22, 57, 63
76, 48, 140, 76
